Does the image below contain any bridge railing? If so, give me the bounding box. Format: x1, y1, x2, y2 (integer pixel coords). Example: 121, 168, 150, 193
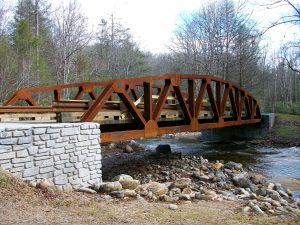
0, 74, 261, 142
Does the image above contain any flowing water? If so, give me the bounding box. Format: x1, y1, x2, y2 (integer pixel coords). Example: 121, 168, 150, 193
137, 137, 300, 198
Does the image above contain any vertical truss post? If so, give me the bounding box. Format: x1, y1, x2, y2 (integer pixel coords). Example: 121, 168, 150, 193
143, 81, 152, 121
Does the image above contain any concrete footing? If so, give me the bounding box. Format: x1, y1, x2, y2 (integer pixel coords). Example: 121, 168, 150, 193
201, 113, 275, 142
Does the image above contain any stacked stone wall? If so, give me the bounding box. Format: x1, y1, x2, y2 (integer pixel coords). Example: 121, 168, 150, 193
0, 123, 102, 190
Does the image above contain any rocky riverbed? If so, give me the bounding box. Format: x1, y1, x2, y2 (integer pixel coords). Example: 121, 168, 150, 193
94, 141, 300, 217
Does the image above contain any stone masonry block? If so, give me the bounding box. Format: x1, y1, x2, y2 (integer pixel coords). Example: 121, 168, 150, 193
0, 138, 18, 145
80, 124, 90, 130
78, 168, 90, 178
18, 136, 32, 144
54, 174, 68, 185
78, 135, 88, 142
46, 140, 55, 148
92, 129, 100, 135
0, 152, 15, 160
75, 141, 90, 147
90, 139, 100, 145
0, 163, 12, 170
33, 136, 41, 141
28, 146, 38, 155
55, 137, 69, 143
0, 131, 12, 139
40, 134, 50, 141
46, 127, 60, 134
0, 145, 12, 153
12, 156, 32, 164
40, 166, 54, 174
32, 128, 46, 135
80, 130, 92, 135
61, 127, 80, 136
23, 167, 39, 177
50, 133, 60, 140
39, 159, 54, 167
16, 150, 29, 158
13, 130, 25, 137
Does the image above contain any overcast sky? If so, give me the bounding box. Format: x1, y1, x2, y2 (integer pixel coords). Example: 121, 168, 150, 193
11, 0, 299, 54
74, 0, 298, 53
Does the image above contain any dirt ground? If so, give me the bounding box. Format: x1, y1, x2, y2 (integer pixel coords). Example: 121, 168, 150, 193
0, 170, 299, 225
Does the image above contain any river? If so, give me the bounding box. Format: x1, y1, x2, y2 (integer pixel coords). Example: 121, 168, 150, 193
137, 136, 300, 198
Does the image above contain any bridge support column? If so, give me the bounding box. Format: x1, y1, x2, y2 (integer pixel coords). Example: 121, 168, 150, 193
201, 113, 275, 142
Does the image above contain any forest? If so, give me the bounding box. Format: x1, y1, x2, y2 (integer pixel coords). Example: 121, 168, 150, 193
0, 0, 299, 114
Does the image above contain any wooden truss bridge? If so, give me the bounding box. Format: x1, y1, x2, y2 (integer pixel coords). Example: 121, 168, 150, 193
0, 74, 261, 142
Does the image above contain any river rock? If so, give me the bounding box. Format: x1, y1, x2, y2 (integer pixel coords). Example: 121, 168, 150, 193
112, 174, 140, 189
225, 161, 243, 170
123, 189, 137, 197
251, 174, 267, 185
242, 206, 251, 214
267, 182, 275, 190
232, 172, 251, 188
109, 190, 124, 198
177, 194, 191, 201
182, 187, 193, 195
256, 188, 267, 196
168, 204, 178, 210
215, 171, 226, 181
169, 188, 181, 196
278, 190, 289, 198
36, 179, 55, 190
173, 178, 191, 189
143, 182, 168, 196
97, 181, 123, 193
156, 144, 172, 154
124, 145, 134, 153
269, 190, 281, 201
213, 161, 223, 170
75, 187, 97, 194
195, 193, 214, 201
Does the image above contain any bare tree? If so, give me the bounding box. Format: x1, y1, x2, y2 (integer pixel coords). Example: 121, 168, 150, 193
170, 0, 261, 86
52, 0, 91, 89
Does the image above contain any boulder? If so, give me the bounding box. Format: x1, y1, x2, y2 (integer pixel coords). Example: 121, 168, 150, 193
177, 194, 191, 201
97, 181, 123, 193
168, 204, 178, 210
110, 191, 124, 198
142, 182, 168, 196
251, 174, 267, 185
269, 190, 281, 201
225, 161, 243, 170
173, 178, 191, 189
212, 161, 223, 170
232, 172, 251, 188
124, 189, 137, 198
256, 188, 267, 196
75, 187, 97, 194
112, 174, 140, 189
195, 193, 213, 201
36, 179, 55, 190
156, 144, 172, 154
124, 145, 134, 153
242, 206, 251, 215
267, 182, 275, 190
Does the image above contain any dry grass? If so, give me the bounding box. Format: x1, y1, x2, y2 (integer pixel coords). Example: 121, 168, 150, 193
0, 169, 299, 225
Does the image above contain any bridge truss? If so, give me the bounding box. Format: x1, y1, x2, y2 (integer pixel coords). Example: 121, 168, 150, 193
0, 74, 261, 142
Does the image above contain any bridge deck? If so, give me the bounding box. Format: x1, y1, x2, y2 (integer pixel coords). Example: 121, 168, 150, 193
0, 74, 261, 142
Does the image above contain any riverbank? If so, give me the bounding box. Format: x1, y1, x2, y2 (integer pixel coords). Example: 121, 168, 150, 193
1, 157, 300, 225
269, 113, 300, 147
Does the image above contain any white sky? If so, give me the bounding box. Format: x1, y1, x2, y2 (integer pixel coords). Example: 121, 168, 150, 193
10, 0, 299, 54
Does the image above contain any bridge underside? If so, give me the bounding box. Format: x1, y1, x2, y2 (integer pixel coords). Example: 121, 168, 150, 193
0, 74, 261, 142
